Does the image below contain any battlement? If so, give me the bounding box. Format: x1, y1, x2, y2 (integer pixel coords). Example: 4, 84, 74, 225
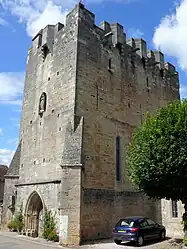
31, 3, 178, 79
32, 23, 64, 54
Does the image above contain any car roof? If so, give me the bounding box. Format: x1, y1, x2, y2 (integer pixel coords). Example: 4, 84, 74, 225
121, 216, 146, 221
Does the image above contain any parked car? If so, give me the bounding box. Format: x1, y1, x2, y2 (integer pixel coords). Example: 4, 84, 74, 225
112, 216, 166, 247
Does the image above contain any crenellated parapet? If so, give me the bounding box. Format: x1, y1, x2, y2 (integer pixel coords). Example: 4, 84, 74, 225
32, 23, 64, 60
31, 3, 95, 57
30, 3, 179, 87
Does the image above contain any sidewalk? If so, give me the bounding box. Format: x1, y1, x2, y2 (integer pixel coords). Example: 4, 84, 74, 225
0, 231, 62, 248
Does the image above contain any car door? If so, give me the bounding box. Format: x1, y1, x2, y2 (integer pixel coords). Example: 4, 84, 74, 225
145, 218, 158, 239
138, 219, 151, 240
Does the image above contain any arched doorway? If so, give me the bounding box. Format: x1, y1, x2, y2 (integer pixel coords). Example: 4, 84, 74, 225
25, 191, 44, 237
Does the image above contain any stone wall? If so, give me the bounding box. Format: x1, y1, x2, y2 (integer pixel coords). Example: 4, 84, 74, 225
2, 143, 20, 229
81, 189, 157, 241
12, 4, 83, 245
18, 4, 79, 185
161, 199, 184, 238
2, 3, 180, 245
0, 165, 8, 203
59, 166, 82, 246
2, 177, 19, 229
15, 181, 61, 218
74, 4, 180, 242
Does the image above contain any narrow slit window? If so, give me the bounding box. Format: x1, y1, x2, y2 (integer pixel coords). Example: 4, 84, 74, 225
160, 69, 164, 78
172, 200, 178, 218
109, 58, 112, 69
116, 136, 121, 181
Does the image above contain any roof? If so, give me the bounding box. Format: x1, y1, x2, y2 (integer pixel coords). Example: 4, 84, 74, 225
0, 165, 8, 177
122, 216, 145, 221
6, 141, 21, 176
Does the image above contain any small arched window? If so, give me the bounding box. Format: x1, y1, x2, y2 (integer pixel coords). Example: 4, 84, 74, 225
39, 92, 47, 116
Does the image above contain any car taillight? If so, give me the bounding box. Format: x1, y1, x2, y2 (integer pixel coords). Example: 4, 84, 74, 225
112, 228, 116, 232
131, 228, 139, 232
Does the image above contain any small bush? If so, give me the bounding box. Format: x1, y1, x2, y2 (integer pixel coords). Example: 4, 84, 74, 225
13, 204, 24, 232
184, 234, 187, 246
7, 220, 13, 230
43, 209, 58, 242
48, 230, 59, 242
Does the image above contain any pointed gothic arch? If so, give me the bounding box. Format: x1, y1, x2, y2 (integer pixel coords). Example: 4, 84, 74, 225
24, 191, 45, 237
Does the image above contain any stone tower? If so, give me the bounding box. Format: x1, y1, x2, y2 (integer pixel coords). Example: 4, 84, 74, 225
2, 3, 180, 246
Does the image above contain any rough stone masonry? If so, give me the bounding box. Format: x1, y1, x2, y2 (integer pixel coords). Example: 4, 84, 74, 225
2, 3, 180, 246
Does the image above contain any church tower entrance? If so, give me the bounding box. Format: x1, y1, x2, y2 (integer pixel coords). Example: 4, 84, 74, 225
25, 191, 44, 237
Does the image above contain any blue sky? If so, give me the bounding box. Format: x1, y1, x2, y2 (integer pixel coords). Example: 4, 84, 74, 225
0, 0, 186, 165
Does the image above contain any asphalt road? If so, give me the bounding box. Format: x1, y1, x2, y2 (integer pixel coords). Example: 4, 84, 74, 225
0, 233, 59, 249
0, 233, 172, 249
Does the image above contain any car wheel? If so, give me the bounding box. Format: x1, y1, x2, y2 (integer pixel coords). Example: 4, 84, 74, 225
114, 239, 122, 245
160, 230, 166, 241
136, 236, 144, 247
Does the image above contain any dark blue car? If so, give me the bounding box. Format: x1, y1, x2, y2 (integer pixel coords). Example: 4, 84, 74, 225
112, 216, 166, 247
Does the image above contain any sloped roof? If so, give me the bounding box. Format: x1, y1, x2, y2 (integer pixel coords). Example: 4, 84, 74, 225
0, 165, 8, 177
6, 141, 21, 176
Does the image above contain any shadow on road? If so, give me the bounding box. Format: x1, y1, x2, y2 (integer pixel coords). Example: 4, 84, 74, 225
82, 237, 172, 247
119, 237, 171, 247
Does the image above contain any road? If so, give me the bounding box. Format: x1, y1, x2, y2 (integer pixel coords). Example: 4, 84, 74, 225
0, 232, 172, 249
0, 233, 59, 249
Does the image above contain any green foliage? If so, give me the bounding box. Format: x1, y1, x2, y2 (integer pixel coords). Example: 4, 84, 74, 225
126, 99, 187, 201
48, 230, 59, 242
184, 235, 187, 246
43, 209, 58, 242
12, 204, 24, 232
7, 220, 13, 230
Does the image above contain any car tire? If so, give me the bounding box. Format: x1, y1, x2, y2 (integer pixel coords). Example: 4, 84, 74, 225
136, 236, 144, 247
114, 239, 122, 245
160, 230, 166, 241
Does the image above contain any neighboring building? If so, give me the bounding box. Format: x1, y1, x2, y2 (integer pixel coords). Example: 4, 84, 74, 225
0, 165, 8, 225
161, 200, 184, 238
0, 165, 8, 203
2, 3, 180, 245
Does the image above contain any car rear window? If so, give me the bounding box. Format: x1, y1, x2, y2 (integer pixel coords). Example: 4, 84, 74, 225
116, 219, 135, 227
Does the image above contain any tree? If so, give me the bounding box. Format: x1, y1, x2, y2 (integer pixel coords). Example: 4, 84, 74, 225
126, 99, 187, 244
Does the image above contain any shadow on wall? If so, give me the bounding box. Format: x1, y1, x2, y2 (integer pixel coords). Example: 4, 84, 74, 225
81, 189, 163, 243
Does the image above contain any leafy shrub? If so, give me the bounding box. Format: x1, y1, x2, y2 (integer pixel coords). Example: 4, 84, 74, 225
7, 220, 13, 230
184, 236, 187, 246
48, 230, 59, 242
43, 209, 58, 242
12, 204, 24, 232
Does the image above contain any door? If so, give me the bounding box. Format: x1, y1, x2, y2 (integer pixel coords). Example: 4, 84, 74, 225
145, 218, 158, 239
138, 219, 151, 240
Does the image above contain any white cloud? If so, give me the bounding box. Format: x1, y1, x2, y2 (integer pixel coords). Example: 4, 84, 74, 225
26, 1, 70, 37
153, 0, 187, 71
0, 0, 75, 37
0, 148, 14, 165
180, 84, 187, 98
0, 17, 8, 26
0, 0, 135, 37
0, 72, 24, 106
127, 28, 144, 38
